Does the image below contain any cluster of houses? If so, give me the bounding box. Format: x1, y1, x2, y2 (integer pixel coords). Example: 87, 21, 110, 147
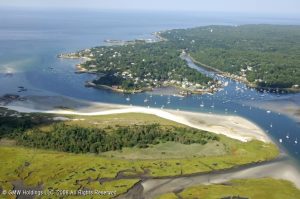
239, 65, 253, 78
118, 69, 219, 93
62, 48, 221, 94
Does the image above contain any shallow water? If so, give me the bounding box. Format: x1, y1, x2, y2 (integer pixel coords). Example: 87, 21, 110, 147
0, 8, 300, 163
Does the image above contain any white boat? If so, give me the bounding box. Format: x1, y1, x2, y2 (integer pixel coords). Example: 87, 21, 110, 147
286, 134, 290, 139
295, 139, 298, 144
266, 110, 271, 114
279, 139, 283, 143
126, 97, 130, 101
144, 98, 148, 103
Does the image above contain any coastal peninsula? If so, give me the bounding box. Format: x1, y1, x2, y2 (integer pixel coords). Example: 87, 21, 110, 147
59, 36, 219, 95
60, 25, 300, 94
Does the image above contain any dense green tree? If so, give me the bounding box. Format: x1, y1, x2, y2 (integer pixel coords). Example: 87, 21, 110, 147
16, 123, 219, 154
161, 25, 300, 88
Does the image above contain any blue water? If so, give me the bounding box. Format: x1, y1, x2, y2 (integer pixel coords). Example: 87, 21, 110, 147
0, 8, 299, 163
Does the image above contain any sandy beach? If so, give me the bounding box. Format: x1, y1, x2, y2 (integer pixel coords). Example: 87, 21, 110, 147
3, 95, 271, 143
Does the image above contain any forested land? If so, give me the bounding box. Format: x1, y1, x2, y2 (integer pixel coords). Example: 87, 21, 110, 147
161, 25, 300, 89
16, 123, 219, 154
78, 41, 212, 92
70, 25, 300, 90
0, 108, 218, 154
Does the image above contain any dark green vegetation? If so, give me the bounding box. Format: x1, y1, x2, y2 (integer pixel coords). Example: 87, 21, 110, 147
70, 25, 300, 90
17, 123, 218, 154
0, 109, 52, 138
161, 25, 300, 89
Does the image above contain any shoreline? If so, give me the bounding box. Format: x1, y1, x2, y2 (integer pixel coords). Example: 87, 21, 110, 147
85, 81, 146, 94
85, 81, 215, 96
3, 95, 270, 143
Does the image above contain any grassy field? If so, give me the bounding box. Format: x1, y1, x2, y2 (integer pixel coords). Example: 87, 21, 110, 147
101, 141, 227, 159
155, 178, 300, 199
0, 111, 280, 198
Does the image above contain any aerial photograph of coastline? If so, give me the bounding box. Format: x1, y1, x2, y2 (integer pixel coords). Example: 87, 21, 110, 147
0, 0, 300, 198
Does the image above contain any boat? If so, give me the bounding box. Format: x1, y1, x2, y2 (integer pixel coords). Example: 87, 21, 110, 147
266, 110, 271, 114
126, 97, 130, 101
295, 139, 298, 144
286, 134, 289, 139
279, 139, 283, 143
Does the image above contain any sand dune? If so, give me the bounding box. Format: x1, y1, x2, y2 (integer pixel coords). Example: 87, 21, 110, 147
5, 96, 270, 143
